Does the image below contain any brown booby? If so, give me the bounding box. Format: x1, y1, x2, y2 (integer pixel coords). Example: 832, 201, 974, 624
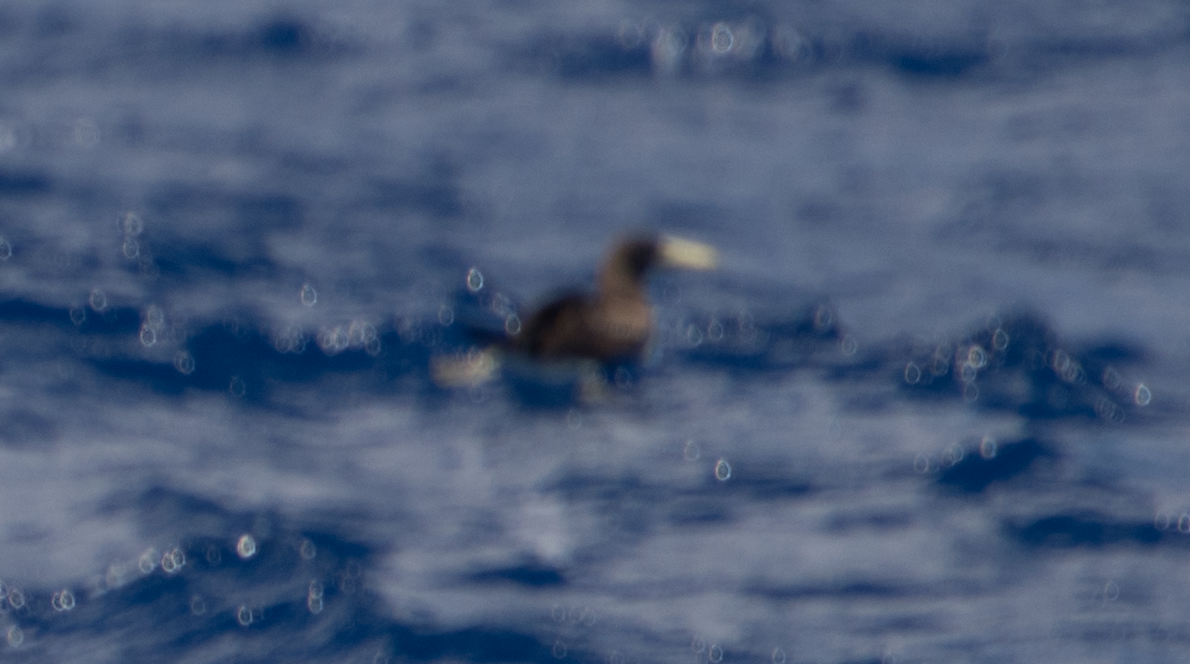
514, 234, 717, 361
431, 234, 717, 387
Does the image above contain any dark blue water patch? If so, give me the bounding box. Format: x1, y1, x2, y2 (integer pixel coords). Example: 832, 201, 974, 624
136, 13, 354, 65
705, 462, 815, 501
0, 298, 71, 325
678, 302, 848, 374
0, 409, 57, 448
899, 311, 1149, 423
466, 561, 567, 588
0, 169, 51, 195
0, 297, 143, 338
87, 319, 440, 404
848, 31, 989, 78
361, 176, 467, 219
148, 186, 306, 231
665, 496, 732, 526
25, 485, 554, 662
936, 438, 1053, 493
745, 579, 917, 601
893, 48, 987, 77
503, 365, 588, 410
821, 509, 915, 534
527, 32, 653, 80
148, 240, 271, 281
1006, 513, 1186, 549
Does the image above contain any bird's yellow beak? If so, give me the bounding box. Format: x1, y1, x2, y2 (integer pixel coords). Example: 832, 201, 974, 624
658, 235, 718, 270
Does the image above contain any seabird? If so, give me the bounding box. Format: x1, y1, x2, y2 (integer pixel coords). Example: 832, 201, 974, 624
431, 234, 717, 387
514, 234, 717, 361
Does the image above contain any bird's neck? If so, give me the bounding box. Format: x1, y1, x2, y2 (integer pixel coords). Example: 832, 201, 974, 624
597, 267, 647, 304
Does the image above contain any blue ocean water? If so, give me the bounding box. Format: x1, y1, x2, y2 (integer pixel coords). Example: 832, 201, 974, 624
1, 1, 1189, 662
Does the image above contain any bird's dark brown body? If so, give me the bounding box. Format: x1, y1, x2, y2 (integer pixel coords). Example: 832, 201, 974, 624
513, 236, 714, 362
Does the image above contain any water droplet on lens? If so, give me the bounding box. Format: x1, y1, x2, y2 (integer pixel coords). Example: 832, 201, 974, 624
960, 363, 977, 382
772, 24, 809, 61
237, 605, 253, 627
143, 305, 163, 326
190, 594, 206, 615
466, 268, 484, 292
139, 325, 156, 347
566, 409, 582, 430
316, 326, 347, 356
0, 238, 11, 261
300, 284, 318, 307
138, 549, 158, 574
962, 382, 979, 403
229, 376, 246, 397
979, 436, 997, 459
438, 305, 454, 326
6, 626, 22, 648
174, 351, 195, 375
686, 324, 703, 347
122, 237, 139, 259
913, 453, 933, 473
1154, 511, 1172, 531
299, 539, 317, 560
618, 20, 642, 49
52, 589, 75, 611
967, 345, 987, 369
1103, 580, 1120, 602
1102, 367, 1122, 390
365, 336, 382, 356
707, 319, 724, 341
552, 640, 567, 658
74, 117, 100, 147
236, 534, 257, 559
70, 306, 86, 325
903, 362, 921, 384
122, 212, 144, 236
683, 439, 701, 461
992, 328, 1009, 350
942, 443, 965, 467
162, 548, 185, 573
6, 587, 24, 609
89, 289, 107, 311
711, 23, 733, 53
691, 637, 706, 653
840, 335, 857, 355
708, 644, 724, 663
307, 594, 323, 614
1178, 513, 1190, 534
1135, 383, 1151, 406
490, 292, 515, 316
772, 648, 786, 664
505, 314, 521, 335
714, 458, 732, 481
551, 605, 567, 622
1051, 350, 1070, 374
814, 305, 833, 330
